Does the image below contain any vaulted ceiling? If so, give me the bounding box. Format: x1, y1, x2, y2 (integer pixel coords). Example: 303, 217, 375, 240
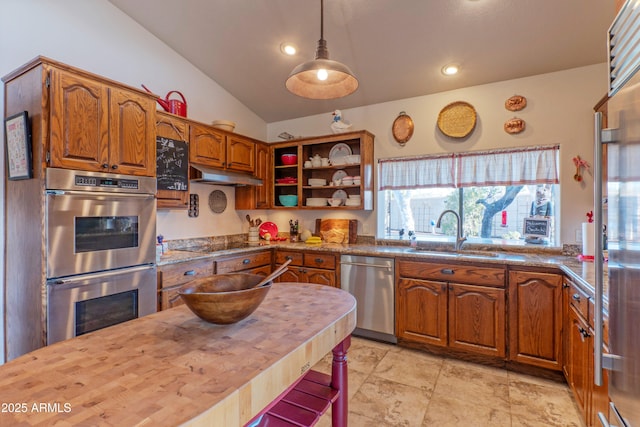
109, 0, 615, 123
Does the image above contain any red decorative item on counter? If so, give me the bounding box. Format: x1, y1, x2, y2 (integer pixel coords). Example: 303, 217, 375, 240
586, 210, 594, 223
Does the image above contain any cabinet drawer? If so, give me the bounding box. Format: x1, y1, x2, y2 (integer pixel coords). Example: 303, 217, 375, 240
569, 281, 590, 320
588, 298, 609, 345
398, 260, 505, 288
215, 251, 272, 274
159, 258, 213, 289
303, 252, 336, 269
275, 250, 304, 266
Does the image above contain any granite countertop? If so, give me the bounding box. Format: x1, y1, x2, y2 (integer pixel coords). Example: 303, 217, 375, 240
157, 241, 605, 297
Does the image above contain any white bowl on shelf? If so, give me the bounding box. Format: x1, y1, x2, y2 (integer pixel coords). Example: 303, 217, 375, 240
308, 178, 327, 187
330, 157, 348, 166
345, 154, 361, 164
342, 177, 354, 186
345, 199, 360, 206
327, 198, 343, 207
306, 198, 328, 207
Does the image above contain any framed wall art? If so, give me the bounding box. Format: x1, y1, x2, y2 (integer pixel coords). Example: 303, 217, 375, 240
4, 111, 33, 180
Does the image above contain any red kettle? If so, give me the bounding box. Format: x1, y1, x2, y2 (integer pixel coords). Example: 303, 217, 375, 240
141, 84, 187, 117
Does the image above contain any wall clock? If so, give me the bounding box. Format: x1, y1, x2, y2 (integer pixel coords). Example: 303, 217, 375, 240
392, 111, 414, 146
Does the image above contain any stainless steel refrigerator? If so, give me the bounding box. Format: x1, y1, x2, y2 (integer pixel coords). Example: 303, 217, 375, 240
594, 2, 640, 426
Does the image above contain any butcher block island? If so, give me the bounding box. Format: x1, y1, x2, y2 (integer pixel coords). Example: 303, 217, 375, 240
0, 283, 356, 427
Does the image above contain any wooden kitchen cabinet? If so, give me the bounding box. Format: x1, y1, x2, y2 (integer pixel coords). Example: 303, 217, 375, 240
157, 258, 214, 311
274, 250, 338, 287
396, 259, 506, 358
156, 111, 190, 209
189, 123, 255, 174
508, 269, 563, 370
236, 141, 271, 209
448, 283, 506, 357
49, 67, 156, 176
396, 278, 448, 346
214, 250, 272, 275
271, 131, 374, 210
563, 276, 610, 427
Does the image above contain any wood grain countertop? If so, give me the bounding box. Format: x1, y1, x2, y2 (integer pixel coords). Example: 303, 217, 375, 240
0, 283, 356, 427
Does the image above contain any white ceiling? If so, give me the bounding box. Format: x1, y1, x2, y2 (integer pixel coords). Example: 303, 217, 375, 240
108, 0, 615, 123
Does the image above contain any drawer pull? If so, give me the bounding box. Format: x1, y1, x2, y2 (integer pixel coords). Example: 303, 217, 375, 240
572, 293, 581, 301
314, 258, 324, 264
243, 259, 250, 265
286, 256, 293, 261
184, 270, 196, 276
441, 268, 455, 275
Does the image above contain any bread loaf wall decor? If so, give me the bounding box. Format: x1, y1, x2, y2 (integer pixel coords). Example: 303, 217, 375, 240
504, 117, 526, 134
505, 95, 527, 111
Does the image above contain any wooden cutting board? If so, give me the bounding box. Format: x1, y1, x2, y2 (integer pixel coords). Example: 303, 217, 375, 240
315, 219, 357, 244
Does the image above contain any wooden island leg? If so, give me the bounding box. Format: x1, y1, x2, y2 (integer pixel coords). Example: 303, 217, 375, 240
331, 335, 351, 427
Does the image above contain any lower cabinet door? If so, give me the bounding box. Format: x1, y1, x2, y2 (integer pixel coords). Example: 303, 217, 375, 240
303, 268, 336, 287
448, 283, 506, 358
396, 278, 448, 346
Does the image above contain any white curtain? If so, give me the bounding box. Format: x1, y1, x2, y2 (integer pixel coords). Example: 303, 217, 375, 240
379, 154, 455, 190
457, 145, 559, 187
379, 145, 559, 189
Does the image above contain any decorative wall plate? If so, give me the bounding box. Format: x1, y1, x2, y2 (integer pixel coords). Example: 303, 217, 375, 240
505, 95, 527, 111
392, 111, 414, 145
208, 190, 227, 213
504, 117, 526, 134
437, 101, 477, 138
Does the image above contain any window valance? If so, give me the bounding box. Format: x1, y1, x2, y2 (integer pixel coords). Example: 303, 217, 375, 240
379, 145, 559, 190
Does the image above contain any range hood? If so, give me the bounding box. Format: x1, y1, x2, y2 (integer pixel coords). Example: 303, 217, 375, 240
190, 164, 263, 186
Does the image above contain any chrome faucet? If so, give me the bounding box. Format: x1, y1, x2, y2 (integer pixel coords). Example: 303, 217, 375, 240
436, 210, 467, 251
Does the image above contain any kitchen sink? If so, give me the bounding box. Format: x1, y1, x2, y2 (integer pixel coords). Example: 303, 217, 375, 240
410, 248, 502, 258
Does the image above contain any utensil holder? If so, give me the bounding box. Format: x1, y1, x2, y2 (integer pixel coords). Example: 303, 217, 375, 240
248, 227, 259, 242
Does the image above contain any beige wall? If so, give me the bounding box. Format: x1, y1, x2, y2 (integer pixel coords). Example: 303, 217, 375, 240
267, 63, 608, 245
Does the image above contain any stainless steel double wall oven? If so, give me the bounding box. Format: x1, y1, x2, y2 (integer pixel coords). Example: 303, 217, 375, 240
45, 168, 157, 345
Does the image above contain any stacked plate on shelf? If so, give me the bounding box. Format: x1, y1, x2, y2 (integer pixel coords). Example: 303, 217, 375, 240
308, 178, 327, 187
345, 194, 361, 206
306, 198, 328, 207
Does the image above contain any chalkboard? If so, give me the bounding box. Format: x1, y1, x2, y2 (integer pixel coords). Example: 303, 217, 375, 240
156, 136, 188, 191
523, 217, 551, 238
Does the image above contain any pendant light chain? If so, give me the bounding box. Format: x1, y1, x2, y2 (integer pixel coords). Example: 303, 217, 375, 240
320, 0, 324, 41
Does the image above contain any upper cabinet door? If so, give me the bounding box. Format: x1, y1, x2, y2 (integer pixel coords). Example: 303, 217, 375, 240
109, 86, 156, 176
189, 123, 226, 168
49, 69, 109, 172
226, 134, 255, 173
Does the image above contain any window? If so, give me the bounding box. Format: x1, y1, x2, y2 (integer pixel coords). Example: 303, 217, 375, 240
378, 145, 560, 245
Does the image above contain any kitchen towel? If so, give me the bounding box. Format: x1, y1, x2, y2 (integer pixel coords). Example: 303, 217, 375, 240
582, 222, 595, 258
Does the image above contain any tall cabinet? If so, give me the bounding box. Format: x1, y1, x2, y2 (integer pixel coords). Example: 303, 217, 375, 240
2, 57, 158, 360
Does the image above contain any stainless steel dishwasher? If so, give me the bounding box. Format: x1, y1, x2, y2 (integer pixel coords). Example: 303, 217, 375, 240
340, 255, 397, 343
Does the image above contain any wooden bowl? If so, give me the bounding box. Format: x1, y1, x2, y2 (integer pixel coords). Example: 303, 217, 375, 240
178, 273, 271, 324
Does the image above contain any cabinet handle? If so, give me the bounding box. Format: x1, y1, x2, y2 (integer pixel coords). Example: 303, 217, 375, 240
169, 294, 182, 304
572, 293, 581, 301
441, 268, 454, 275
315, 258, 324, 264
243, 259, 250, 264
286, 256, 293, 261
111, 164, 118, 170
102, 163, 109, 169
184, 270, 196, 276
562, 283, 570, 289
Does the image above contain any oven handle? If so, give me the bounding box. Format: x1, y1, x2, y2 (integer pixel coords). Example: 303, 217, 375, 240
46, 190, 155, 199
48, 264, 155, 286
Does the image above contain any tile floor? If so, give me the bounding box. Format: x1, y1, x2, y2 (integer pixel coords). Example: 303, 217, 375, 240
313, 337, 584, 427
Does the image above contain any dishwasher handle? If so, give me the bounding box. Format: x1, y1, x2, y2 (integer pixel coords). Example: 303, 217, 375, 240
341, 261, 392, 271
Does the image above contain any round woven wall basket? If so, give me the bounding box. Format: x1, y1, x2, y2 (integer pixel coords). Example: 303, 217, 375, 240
437, 101, 477, 138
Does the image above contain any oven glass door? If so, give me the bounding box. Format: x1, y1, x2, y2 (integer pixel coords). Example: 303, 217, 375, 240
47, 265, 157, 345
46, 190, 156, 278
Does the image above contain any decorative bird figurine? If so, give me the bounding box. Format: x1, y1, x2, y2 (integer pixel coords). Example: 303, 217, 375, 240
330, 110, 352, 134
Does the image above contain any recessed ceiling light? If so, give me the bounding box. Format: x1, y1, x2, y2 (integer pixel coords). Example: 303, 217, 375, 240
442, 64, 459, 76
280, 43, 297, 56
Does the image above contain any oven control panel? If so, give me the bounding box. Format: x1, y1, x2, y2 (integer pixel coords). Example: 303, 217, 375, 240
75, 175, 139, 190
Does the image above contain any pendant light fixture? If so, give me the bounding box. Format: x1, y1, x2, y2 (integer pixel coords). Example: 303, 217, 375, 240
285, 0, 358, 99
